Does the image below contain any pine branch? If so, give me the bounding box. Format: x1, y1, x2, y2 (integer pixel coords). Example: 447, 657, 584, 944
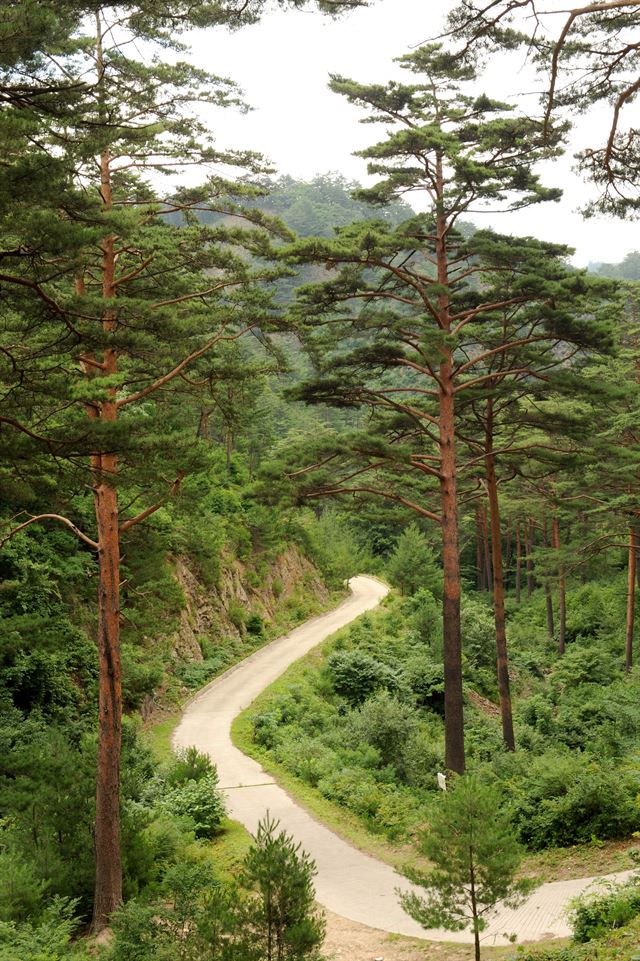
0, 513, 98, 550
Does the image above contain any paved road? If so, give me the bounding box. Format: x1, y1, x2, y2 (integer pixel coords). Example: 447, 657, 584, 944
173, 575, 635, 946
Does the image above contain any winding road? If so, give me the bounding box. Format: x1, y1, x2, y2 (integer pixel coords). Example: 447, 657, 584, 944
173, 575, 634, 947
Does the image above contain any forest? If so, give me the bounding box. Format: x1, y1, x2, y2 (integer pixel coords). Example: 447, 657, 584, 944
2, 2, 640, 961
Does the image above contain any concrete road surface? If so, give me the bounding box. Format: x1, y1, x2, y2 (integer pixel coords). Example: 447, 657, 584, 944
173, 575, 634, 946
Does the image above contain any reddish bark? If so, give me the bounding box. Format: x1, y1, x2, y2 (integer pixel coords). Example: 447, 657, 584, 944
90, 137, 123, 931
439, 361, 465, 773
480, 505, 493, 593
476, 508, 485, 591
543, 520, 555, 642
515, 523, 522, 605
435, 161, 465, 774
552, 517, 566, 655
484, 406, 515, 751
626, 527, 636, 672
525, 519, 535, 597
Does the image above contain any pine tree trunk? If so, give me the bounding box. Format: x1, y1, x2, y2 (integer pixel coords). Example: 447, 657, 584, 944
90, 125, 123, 930
439, 363, 465, 774
552, 517, 566, 655
525, 519, 535, 597
626, 527, 636, 672
434, 160, 464, 775
480, 505, 493, 593
225, 385, 233, 471
92, 461, 122, 930
515, 523, 522, 605
469, 851, 481, 961
505, 520, 512, 585
476, 508, 484, 592
543, 521, 555, 641
485, 414, 515, 751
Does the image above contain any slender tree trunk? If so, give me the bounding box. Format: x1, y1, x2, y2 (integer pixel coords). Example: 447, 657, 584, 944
552, 517, 566, 655
92, 453, 122, 930
225, 384, 233, 471
476, 508, 484, 592
505, 519, 512, 585
543, 521, 555, 642
525, 519, 535, 597
485, 413, 515, 751
469, 851, 481, 961
435, 158, 464, 774
90, 57, 123, 925
480, 505, 493, 593
515, 523, 522, 606
626, 527, 636, 672
439, 360, 465, 774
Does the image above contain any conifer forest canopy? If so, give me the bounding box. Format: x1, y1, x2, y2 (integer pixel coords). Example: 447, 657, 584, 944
2, 2, 640, 959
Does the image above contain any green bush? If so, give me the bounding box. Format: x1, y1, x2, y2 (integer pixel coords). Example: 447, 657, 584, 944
349, 692, 419, 770
325, 650, 399, 706
0, 898, 85, 961
0, 847, 47, 923
162, 774, 226, 839
121, 642, 164, 710
552, 645, 618, 689
246, 612, 265, 636
510, 754, 640, 850
165, 746, 215, 787
571, 877, 640, 943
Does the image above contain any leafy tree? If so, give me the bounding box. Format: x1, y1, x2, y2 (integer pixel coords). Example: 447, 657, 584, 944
400, 774, 534, 961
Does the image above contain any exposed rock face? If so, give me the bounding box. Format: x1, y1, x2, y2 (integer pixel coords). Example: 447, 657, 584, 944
171, 545, 328, 661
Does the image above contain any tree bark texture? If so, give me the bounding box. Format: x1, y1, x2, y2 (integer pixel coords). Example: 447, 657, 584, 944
476, 508, 484, 592
525, 519, 535, 597
626, 527, 636, 672
543, 521, 555, 642
484, 411, 515, 751
435, 170, 465, 774
90, 125, 123, 931
480, 505, 493, 593
552, 517, 566, 655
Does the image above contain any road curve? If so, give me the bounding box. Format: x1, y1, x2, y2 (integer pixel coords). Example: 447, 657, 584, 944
173, 575, 634, 946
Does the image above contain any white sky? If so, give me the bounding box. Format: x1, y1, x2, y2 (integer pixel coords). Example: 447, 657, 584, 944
185, 0, 640, 267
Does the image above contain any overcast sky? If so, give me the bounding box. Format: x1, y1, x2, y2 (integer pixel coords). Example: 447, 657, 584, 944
185, 0, 640, 267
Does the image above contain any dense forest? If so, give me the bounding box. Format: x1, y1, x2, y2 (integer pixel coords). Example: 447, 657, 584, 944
2, 3, 640, 961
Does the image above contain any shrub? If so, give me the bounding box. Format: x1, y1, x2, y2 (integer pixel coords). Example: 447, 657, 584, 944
246, 613, 265, 637
0, 898, 84, 961
162, 773, 226, 839
350, 692, 419, 770
552, 645, 618, 689
403, 655, 445, 714
121, 642, 163, 710
166, 747, 215, 787
510, 754, 640, 850
325, 650, 398, 706
571, 877, 640, 943
0, 847, 47, 923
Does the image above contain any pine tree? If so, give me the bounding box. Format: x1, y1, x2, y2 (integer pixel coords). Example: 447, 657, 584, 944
0, 2, 300, 930
279, 46, 581, 770
399, 774, 534, 961
446, 0, 640, 216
